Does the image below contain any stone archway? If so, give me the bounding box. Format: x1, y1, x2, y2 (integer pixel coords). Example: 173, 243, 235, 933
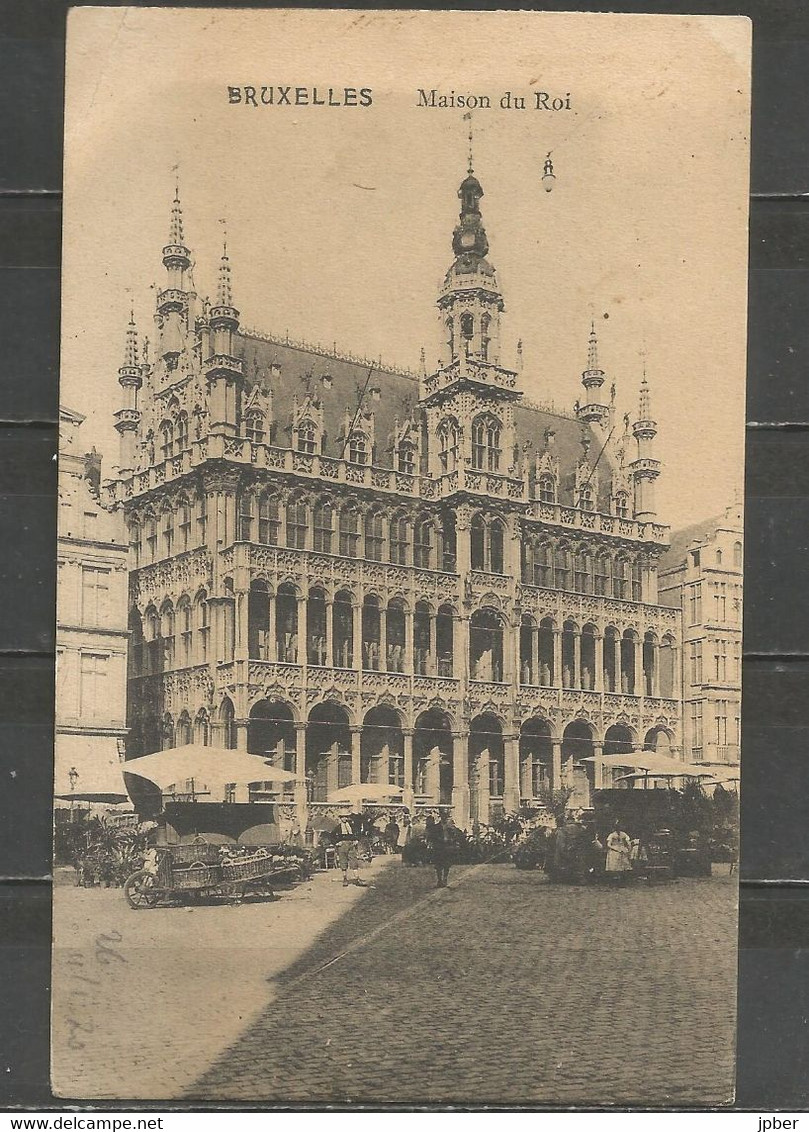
414, 708, 454, 805
468, 712, 504, 823
362, 705, 404, 787
306, 701, 351, 802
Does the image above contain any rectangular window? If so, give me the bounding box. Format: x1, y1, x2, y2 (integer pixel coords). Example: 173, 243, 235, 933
689, 641, 703, 685
80, 653, 108, 722
689, 583, 702, 625
689, 700, 703, 756
715, 700, 729, 746
81, 567, 111, 627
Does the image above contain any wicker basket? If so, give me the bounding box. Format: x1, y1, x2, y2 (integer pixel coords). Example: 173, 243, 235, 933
171, 863, 222, 889
221, 856, 275, 883
168, 843, 221, 867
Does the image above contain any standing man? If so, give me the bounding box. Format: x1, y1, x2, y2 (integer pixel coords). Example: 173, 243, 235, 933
335, 813, 365, 887
425, 813, 453, 888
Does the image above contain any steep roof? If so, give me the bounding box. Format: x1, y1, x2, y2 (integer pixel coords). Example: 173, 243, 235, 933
236, 329, 606, 508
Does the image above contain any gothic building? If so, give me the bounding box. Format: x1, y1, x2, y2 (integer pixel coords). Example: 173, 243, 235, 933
109, 169, 682, 827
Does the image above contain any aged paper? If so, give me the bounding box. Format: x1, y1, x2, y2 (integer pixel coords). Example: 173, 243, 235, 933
53, 8, 750, 1104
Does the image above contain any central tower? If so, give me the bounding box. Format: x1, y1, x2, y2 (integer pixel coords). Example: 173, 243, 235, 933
437, 168, 504, 366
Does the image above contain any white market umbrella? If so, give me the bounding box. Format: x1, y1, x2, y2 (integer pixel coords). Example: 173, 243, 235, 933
121, 745, 296, 794
330, 783, 405, 804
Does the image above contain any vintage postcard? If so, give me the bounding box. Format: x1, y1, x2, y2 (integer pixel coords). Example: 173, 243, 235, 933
53, 8, 750, 1105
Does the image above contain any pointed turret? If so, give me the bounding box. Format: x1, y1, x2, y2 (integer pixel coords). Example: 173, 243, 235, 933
162, 182, 192, 287
630, 374, 661, 521
114, 309, 143, 475
206, 236, 244, 436
576, 321, 610, 428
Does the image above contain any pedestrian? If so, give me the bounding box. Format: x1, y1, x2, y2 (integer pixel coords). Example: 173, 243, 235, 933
335, 813, 366, 887
425, 813, 453, 888
605, 819, 633, 881
384, 816, 400, 854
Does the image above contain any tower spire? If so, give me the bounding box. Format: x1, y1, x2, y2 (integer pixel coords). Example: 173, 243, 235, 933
162, 180, 191, 288
577, 319, 609, 427
169, 178, 184, 246
217, 233, 232, 307
124, 306, 139, 368
630, 370, 660, 521
587, 320, 598, 370
114, 308, 143, 476
465, 111, 474, 175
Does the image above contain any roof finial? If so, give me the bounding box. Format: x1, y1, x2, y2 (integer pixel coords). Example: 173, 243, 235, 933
639, 374, 651, 421
588, 320, 598, 371
217, 221, 232, 306
169, 174, 184, 246
464, 111, 474, 174
124, 307, 139, 368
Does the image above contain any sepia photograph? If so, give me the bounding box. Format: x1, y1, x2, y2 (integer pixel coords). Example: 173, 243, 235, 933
53, 8, 750, 1106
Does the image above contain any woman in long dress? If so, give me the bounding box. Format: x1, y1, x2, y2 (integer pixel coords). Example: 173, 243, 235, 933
605, 820, 633, 880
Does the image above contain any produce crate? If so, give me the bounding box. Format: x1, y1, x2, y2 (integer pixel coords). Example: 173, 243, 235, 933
171, 863, 222, 889
221, 856, 276, 883
167, 843, 221, 866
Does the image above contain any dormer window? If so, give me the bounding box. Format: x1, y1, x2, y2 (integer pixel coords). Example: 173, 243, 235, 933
297, 419, 317, 454
579, 483, 594, 512
538, 474, 556, 505
348, 431, 368, 465
245, 410, 265, 445
398, 441, 416, 475
614, 491, 629, 519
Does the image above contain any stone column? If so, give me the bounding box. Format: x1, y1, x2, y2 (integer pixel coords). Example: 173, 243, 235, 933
573, 631, 582, 690
294, 722, 308, 832
350, 725, 362, 784
234, 717, 249, 752
594, 633, 604, 692
325, 598, 333, 667
672, 644, 682, 699
553, 629, 563, 689
403, 729, 414, 793
451, 731, 470, 829
551, 738, 563, 791
404, 608, 414, 674
503, 733, 521, 812
296, 594, 307, 667
651, 642, 660, 698
531, 626, 539, 686
234, 590, 249, 661
428, 613, 437, 676
634, 637, 643, 697
380, 606, 388, 672
613, 636, 622, 694
591, 740, 604, 793
266, 589, 275, 661
353, 602, 363, 672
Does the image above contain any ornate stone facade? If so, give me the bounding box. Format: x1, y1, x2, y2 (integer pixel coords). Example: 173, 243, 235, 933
110, 169, 682, 827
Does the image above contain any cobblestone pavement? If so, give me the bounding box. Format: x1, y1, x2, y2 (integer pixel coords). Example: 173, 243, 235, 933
53, 860, 737, 1105
51, 861, 386, 1100
194, 863, 736, 1106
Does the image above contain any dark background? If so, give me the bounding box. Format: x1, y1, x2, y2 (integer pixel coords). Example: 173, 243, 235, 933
1, 0, 808, 1110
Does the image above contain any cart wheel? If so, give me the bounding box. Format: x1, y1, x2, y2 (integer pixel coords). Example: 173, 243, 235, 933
124, 870, 159, 909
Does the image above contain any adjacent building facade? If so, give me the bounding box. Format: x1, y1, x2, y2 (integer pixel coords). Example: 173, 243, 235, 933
659, 502, 743, 768
108, 170, 682, 827
56, 407, 129, 804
